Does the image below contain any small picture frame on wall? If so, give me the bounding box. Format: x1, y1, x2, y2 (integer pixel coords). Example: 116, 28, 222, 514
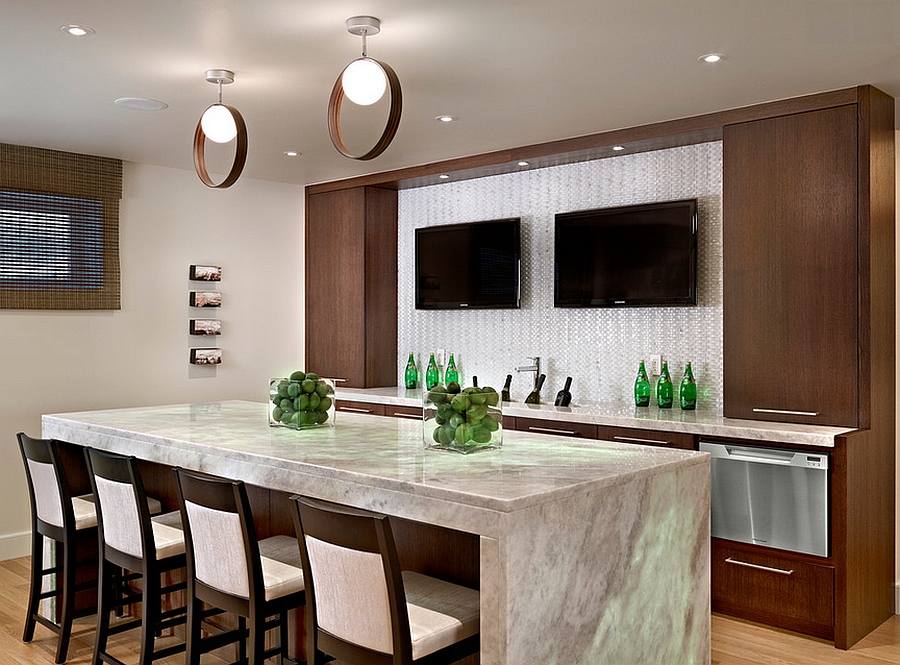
190, 265, 222, 281
190, 319, 221, 336
190, 348, 222, 365
190, 291, 221, 307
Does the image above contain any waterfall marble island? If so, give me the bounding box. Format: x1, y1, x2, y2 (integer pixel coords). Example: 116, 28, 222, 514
43, 400, 711, 665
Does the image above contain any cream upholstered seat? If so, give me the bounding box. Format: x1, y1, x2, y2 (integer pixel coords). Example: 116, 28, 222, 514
173, 468, 305, 665
85, 447, 187, 665
18, 433, 102, 664
292, 495, 480, 665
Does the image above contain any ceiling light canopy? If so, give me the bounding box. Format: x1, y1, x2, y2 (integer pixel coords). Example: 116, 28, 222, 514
114, 97, 168, 111
193, 69, 247, 189
328, 16, 402, 161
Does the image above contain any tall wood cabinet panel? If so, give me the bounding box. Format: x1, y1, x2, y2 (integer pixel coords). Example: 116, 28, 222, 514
723, 105, 859, 427
305, 186, 398, 388
722, 86, 895, 649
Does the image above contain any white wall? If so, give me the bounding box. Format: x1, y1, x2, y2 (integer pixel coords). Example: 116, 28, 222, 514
0, 162, 305, 559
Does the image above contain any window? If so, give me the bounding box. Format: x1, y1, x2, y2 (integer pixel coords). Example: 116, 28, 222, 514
0, 144, 122, 309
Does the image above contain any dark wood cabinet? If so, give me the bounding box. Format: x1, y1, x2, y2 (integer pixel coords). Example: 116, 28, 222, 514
384, 404, 422, 420
306, 186, 398, 388
335, 399, 385, 416
512, 417, 597, 439
711, 539, 834, 640
722, 87, 895, 649
723, 105, 859, 427
595, 425, 695, 450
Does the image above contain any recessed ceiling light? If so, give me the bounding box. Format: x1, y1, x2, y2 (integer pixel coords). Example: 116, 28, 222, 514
114, 97, 168, 111
439, 174, 450, 179
612, 145, 625, 151
517, 161, 529, 167
61, 24, 95, 37
699, 53, 725, 63
435, 115, 456, 123
283, 151, 301, 157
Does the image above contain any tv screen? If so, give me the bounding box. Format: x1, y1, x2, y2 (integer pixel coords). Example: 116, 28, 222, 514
415, 218, 521, 309
554, 199, 698, 307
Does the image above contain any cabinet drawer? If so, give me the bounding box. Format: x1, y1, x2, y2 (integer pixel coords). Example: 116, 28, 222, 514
514, 417, 597, 439
712, 539, 834, 638
596, 425, 694, 450
335, 400, 385, 416
384, 405, 422, 420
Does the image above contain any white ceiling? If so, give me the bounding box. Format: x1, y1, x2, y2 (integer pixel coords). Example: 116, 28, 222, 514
2, 0, 899, 188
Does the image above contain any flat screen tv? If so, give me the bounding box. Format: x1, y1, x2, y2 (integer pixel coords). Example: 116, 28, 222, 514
415, 218, 521, 309
554, 199, 698, 307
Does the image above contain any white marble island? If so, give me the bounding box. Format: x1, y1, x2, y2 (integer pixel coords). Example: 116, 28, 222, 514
44, 400, 710, 665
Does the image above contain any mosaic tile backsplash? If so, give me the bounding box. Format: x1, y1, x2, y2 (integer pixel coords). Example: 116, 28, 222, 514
397, 142, 724, 411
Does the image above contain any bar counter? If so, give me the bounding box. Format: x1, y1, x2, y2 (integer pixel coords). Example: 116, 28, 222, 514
44, 400, 710, 665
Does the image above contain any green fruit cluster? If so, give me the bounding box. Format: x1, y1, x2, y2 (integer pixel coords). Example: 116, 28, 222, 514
270, 371, 334, 428
426, 383, 501, 449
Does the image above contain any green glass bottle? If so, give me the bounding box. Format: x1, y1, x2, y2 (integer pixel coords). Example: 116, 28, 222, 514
425, 353, 440, 390
524, 374, 545, 405
679, 362, 697, 410
656, 360, 673, 408
404, 352, 418, 390
444, 354, 459, 385
634, 360, 651, 407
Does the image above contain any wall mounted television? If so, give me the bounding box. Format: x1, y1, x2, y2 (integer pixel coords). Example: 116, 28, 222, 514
554, 199, 698, 307
415, 218, 521, 309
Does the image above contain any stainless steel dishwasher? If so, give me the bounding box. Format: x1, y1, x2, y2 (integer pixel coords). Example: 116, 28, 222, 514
700, 440, 829, 557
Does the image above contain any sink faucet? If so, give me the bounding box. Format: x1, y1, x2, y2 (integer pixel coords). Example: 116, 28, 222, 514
515, 356, 541, 388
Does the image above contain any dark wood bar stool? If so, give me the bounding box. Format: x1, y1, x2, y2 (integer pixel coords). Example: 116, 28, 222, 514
291, 495, 480, 665
173, 468, 306, 665
18, 432, 104, 663
85, 448, 187, 665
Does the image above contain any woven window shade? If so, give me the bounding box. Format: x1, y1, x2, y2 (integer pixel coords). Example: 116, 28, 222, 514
0, 143, 122, 309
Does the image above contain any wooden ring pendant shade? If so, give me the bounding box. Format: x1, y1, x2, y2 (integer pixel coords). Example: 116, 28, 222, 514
192, 104, 248, 189
328, 58, 402, 161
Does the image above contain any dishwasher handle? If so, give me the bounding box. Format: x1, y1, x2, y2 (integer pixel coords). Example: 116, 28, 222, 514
699, 441, 829, 470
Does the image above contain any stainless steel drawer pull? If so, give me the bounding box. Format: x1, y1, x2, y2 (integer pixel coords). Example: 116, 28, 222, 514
613, 436, 669, 446
391, 412, 422, 419
725, 557, 794, 575
340, 406, 374, 413
332, 378, 348, 383
528, 426, 578, 436
753, 408, 819, 417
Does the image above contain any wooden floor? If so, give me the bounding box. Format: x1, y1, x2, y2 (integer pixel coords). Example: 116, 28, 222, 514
1, 555, 898, 664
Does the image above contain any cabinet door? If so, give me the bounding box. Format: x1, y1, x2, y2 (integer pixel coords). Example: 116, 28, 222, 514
723, 106, 858, 427
596, 425, 695, 450
513, 417, 597, 439
306, 187, 397, 388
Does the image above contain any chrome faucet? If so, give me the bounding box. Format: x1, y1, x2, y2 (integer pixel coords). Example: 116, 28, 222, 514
515, 356, 541, 388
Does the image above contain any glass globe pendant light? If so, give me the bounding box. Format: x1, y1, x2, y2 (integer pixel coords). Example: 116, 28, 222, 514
328, 16, 402, 160
193, 69, 247, 188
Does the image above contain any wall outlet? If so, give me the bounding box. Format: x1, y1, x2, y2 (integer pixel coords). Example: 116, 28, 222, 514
649, 354, 662, 376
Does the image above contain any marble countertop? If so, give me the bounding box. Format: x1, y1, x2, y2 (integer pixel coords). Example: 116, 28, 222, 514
42, 400, 706, 514
336, 387, 854, 448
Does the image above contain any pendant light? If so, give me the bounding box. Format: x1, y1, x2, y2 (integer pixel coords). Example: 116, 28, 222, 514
328, 16, 402, 161
193, 69, 248, 189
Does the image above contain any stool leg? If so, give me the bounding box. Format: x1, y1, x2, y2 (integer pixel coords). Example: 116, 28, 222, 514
54, 540, 77, 663
249, 609, 266, 665
22, 532, 44, 643
138, 567, 160, 665
185, 595, 203, 665
92, 558, 114, 665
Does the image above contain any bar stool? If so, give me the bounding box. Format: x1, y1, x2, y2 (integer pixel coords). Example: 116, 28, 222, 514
291, 495, 480, 665
85, 447, 187, 665
18, 432, 104, 663
173, 468, 306, 665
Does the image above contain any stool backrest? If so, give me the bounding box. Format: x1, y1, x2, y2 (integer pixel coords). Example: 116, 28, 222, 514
292, 496, 411, 664
85, 448, 154, 562
17, 433, 74, 537
173, 469, 261, 601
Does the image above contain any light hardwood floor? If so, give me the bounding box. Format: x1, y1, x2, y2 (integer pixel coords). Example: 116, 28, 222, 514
1, 555, 897, 665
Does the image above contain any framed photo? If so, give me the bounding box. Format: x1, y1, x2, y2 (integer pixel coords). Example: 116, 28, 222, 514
190, 265, 222, 281
190, 319, 221, 336
190, 291, 221, 307
190, 348, 222, 365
